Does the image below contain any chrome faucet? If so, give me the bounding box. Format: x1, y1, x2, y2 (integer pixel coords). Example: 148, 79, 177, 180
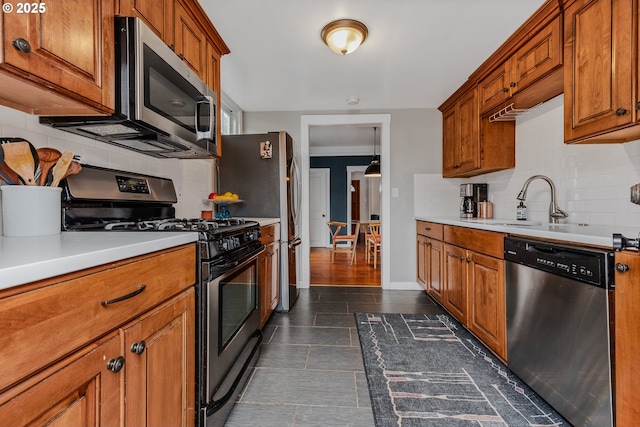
516, 175, 569, 224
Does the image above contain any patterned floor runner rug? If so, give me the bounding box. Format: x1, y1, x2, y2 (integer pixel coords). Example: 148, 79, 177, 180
355, 312, 568, 427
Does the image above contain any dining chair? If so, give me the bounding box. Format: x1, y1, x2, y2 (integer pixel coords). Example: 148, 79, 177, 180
327, 221, 360, 265
366, 224, 381, 268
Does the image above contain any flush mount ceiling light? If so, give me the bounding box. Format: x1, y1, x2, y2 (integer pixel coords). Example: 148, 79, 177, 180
364, 127, 381, 177
321, 19, 368, 55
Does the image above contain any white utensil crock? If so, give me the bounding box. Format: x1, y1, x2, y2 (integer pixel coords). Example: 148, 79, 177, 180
0, 186, 62, 237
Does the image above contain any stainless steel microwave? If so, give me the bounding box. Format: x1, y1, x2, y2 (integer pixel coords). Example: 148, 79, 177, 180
40, 17, 217, 159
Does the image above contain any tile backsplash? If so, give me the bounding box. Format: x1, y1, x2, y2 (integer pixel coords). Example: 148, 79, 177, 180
415, 94, 640, 228
0, 105, 213, 218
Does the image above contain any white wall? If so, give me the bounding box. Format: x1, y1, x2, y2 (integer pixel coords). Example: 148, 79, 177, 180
0, 105, 214, 218
415, 95, 640, 228
244, 108, 440, 288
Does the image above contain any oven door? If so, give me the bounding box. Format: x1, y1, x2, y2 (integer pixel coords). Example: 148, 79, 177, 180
203, 252, 262, 426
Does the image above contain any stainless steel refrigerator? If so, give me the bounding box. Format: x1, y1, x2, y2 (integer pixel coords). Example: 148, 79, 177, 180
218, 131, 301, 311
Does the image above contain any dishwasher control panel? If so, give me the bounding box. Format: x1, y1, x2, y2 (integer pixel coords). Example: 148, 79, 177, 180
504, 237, 614, 289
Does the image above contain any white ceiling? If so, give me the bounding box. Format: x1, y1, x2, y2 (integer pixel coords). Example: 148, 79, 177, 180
201, 0, 547, 150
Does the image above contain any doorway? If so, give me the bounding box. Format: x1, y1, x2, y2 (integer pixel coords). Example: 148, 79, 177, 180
299, 114, 391, 290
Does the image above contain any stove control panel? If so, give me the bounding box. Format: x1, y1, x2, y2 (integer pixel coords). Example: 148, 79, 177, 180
116, 175, 150, 194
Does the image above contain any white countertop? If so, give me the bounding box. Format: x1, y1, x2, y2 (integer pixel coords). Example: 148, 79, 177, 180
241, 217, 280, 226
416, 217, 640, 248
0, 232, 198, 290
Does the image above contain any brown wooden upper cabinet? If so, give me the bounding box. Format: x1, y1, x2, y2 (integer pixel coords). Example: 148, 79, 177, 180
564, 0, 640, 144
0, 0, 116, 115
479, 16, 563, 115
441, 86, 515, 178
118, 0, 175, 44
439, 0, 562, 178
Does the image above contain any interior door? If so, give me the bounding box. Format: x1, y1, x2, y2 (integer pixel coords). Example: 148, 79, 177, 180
309, 168, 330, 247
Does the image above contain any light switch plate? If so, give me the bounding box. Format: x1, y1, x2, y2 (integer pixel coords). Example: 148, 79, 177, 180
631, 183, 640, 205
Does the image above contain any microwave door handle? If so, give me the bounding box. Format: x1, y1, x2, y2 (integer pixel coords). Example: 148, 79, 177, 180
196, 95, 214, 140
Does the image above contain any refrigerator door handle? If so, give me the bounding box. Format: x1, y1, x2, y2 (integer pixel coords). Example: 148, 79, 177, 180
289, 155, 301, 228
288, 236, 302, 248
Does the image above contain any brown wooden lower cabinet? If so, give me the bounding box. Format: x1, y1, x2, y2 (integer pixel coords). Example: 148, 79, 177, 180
467, 251, 506, 360
123, 289, 195, 427
259, 223, 280, 328
614, 250, 640, 426
0, 333, 122, 426
417, 222, 507, 361
443, 243, 469, 325
0, 244, 196, 427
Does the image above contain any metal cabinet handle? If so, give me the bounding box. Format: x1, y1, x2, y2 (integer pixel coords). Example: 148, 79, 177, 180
615, 263, 630, 273
101, 285, 146, 306
267, 250, 275, 257
502, 87, 509, 93
131, 341, 146, 355
615, 108, 628, 116
107, 356, 125, 373
466, 257, 472, 263
510, 82, 516, 88
12, 38, 31, 53
635, 102, 640, 110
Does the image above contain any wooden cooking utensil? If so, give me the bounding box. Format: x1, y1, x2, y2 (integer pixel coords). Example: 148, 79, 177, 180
1, 142, 36, 185
49, 151, 74, 187
37, 147, 62, 186
61, 160, 82, 180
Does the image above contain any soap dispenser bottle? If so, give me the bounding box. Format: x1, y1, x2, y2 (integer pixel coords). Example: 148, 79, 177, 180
516, 201, 527, 220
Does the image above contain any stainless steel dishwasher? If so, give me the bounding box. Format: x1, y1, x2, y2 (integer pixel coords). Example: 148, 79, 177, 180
504, 237, 614, 427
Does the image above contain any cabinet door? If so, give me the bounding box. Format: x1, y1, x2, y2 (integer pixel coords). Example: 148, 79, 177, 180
1, 0, 115, 113
0, 334, 121, 426
564, 0, 634, 142
510, 16, 562, 96
457, 89, 480, 174
441, 106, 458, 176
467, 252, 506, 361
174, 0, 206, 77
478, 63, 510, 114
427, 239, 444, 303
123, 289, 195, 427
443, 244, 467, 324
118, 0, 174, 44
416, 234, 428, 290
614, 251, 640, 426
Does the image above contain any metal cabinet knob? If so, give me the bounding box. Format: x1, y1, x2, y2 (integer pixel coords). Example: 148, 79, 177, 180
615, 263, 630, 273
107, 356, 125, 372
615, 108, 628, 116
510, 82, 516, 88
12, 38, 31, 53
130, 341, 146, 355
502, 87, 509, 93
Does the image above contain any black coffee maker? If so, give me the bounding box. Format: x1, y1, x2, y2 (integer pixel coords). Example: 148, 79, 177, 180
460, 183, 488, 218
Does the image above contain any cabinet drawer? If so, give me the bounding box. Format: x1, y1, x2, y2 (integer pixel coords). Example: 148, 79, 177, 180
261, 224, 280, 245
0, 244, 195, 393
416, 221, 443, 240
444, 226, 504, 258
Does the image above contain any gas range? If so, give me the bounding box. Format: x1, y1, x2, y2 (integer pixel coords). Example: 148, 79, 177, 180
61, 165, 263, 265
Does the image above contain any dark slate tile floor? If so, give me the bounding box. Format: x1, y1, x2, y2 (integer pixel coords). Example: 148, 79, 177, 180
224, 286, 445, 426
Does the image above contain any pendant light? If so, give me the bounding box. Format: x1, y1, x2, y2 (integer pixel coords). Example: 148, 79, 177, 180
364, 127, 381, 177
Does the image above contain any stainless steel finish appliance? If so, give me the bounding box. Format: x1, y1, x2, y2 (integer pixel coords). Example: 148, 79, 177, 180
40, 17, 217, 159
459, 183, 487, 218
218, 131, 302, 311
504, 237, 614, 427
62, 165, 264, 427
